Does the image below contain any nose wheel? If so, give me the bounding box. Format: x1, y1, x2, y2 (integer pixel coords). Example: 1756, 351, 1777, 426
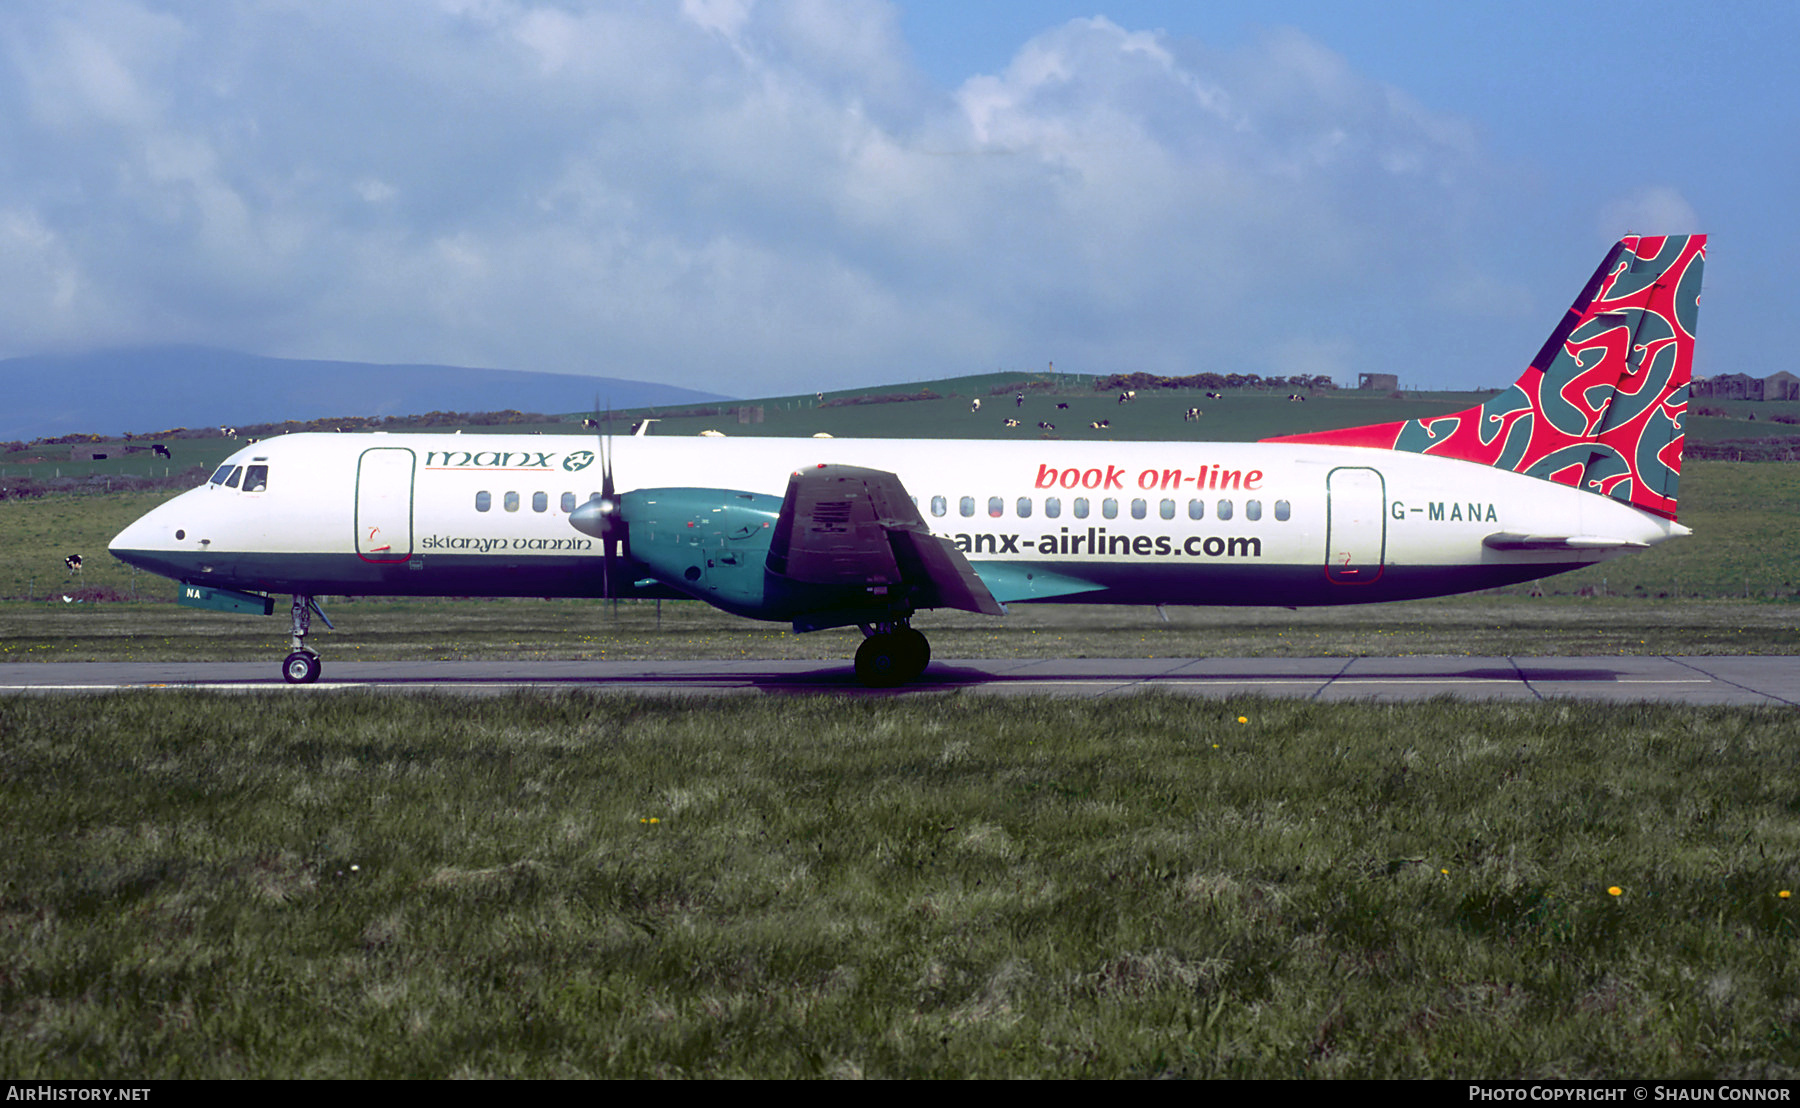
280, 594, 330, 684
283, 650, 322, 684
854, 623, 931, 688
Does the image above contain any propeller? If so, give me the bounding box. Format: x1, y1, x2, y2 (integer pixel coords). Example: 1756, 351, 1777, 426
570, 396, 626, 599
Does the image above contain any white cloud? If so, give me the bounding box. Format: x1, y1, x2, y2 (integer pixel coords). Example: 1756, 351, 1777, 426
1599, 187, 1701, 239
0, 2, 1529, 388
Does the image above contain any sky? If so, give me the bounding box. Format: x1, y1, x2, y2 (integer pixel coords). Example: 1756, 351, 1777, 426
0, 0, 1792, 396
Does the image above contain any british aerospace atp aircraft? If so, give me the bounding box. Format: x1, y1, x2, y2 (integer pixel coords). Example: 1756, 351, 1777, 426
111, 235, 1705, 686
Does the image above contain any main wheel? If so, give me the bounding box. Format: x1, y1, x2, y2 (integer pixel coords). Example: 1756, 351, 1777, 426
282, 651, 322, 684
892, 628, 930, 679
854, 634, 908, 688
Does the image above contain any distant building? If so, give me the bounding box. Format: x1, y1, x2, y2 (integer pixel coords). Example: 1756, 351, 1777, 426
1765, 371, 1800, 401
1692, 373, 1763, 400
1358, 373, 1399, 391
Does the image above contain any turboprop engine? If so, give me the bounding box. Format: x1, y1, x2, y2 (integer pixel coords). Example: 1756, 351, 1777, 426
574, 488, 786, 618
569, 467, 1004, 631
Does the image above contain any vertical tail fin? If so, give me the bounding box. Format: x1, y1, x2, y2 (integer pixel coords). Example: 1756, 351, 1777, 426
1266, 235, 1706, 519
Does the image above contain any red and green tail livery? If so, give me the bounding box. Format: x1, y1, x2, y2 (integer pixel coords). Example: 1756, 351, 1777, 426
1266, 235, 1704, 520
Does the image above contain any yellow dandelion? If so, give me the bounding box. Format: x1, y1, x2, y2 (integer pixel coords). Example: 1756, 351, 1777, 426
1237, 716, 1248, 724
1441, 868, 1449, 876
1607, 886, 1622, 897
1781, 890, 1792, 900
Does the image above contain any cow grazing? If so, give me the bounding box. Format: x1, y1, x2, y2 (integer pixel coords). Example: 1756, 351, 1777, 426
1038, 421, 1055, 430
1205, 391, 1223, 399
1184, 408, 1202, 421
152, 444, 171, 458
1056, 402, 1069, 409
970, 398, 981, 412
1287, 394, 1306, 402
64, 554, 82, 573
1003, 418, 1020, 428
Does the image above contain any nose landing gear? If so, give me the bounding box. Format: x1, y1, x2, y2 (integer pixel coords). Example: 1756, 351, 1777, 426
281, 594, 331, 684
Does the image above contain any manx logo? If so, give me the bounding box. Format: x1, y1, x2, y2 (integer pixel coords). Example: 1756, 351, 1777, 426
424, 449, 580, 470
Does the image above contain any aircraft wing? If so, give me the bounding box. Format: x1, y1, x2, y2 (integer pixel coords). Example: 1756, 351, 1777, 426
769, 465, 1005, 617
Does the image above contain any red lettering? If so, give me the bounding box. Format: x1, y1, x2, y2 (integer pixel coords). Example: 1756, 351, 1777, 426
1244, 469, 1263, 490
1161, 468, 1182, 490
1083, 468, 1102, 489
1104, 465, 1125, 490
1061, 468, 1080, 489
1137, 469, 1158, 490
1035, 464, 1057, 489
1219, 469, 1242, 490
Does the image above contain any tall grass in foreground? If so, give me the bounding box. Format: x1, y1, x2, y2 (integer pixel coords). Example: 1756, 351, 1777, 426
3, 693, 1798, 1078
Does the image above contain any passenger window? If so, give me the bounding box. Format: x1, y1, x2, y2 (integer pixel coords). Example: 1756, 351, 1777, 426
1275, 500, 1291, 521
1045, 497, 1061, 519
1102, 499, 1118, 519
1016, 497, 1032, 518
1160, 499, 1175, 520
931, 495, 947, 517
1130, 499, 1147, 519
988, 496, 1004, 518
532, 491, 548, 513
1188, 499, 1204, 520
1246, 499, 1262, 521
960, 496, 975, 518
504, 491, 520, 512
1217, 499, 1233, 520
476, 491, 492, 513
243, 465, 268, 492
224, 466, 242, 489
562, 492, 576, 513
1073, 498, 1089, 519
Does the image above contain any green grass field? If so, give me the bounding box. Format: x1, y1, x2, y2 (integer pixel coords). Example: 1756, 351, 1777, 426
3, 384, 1798, 1080
3, 692, 1797, 1078
1, 595, 1794, 664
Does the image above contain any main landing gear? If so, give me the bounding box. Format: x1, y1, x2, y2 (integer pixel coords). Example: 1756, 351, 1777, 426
281, 594, 332, 684
854, 620, 931, 688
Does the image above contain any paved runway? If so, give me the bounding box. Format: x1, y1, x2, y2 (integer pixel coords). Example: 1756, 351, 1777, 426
1, 656, 1795, 705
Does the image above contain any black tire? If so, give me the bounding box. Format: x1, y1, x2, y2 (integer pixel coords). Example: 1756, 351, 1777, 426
282, 651, 321, 684
892, 628, 930, 679
854, 634, 907, 688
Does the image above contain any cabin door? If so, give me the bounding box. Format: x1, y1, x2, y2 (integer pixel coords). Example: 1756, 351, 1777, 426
356, 447, 416, 563
1325, 466, 1385, 585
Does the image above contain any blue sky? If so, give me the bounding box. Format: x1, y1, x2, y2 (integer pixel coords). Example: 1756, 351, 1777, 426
0, 1, 1791, 395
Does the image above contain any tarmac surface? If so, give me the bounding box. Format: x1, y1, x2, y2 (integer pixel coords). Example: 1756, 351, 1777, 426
1, 656, 1796, 705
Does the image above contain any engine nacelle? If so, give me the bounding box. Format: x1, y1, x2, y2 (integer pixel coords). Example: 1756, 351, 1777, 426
619, 488, 785, 617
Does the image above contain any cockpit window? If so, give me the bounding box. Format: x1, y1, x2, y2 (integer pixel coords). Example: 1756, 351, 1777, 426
224, 466, 243, 489
243, 465, 269, 492
210, 464, 234, 486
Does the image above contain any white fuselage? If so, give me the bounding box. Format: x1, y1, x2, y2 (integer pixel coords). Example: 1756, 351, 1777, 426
110, 432, 1685, 610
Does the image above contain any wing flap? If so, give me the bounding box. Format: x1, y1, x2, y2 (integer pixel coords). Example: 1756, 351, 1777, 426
769, 465, 1003, 616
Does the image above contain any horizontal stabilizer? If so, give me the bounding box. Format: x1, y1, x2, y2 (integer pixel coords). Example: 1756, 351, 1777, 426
1481, 532, 1647, 551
